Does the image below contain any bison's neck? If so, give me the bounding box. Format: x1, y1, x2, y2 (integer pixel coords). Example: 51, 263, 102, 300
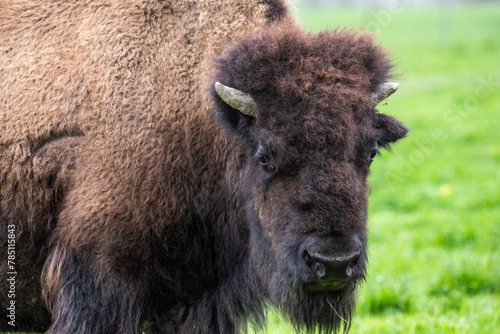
159, 131, 266, 326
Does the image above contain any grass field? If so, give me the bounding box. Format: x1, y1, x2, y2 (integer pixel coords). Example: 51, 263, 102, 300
251, 2, 500, 333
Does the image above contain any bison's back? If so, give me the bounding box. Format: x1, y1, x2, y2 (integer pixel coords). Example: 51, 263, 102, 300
0, 0, 273, 143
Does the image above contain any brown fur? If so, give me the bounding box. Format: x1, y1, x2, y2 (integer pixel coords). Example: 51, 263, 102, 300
0, 1, 407, 333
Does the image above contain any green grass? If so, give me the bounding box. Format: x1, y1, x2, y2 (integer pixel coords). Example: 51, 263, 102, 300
252, 2, 500, 333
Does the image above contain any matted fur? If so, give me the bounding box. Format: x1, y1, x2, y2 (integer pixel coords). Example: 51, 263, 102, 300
0, 1, 407, 333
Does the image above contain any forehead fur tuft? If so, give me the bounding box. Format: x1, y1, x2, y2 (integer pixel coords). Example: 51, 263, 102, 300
213, 21, 393, 108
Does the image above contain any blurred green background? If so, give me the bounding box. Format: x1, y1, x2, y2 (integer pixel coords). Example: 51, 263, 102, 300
252, 1, 500, 333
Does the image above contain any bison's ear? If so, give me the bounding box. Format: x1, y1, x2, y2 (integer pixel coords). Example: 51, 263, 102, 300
373, 113, 409, 148
212, 82, 258, 134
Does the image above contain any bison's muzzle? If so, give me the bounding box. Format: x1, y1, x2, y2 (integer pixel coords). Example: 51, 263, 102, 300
301, 234, 363, 292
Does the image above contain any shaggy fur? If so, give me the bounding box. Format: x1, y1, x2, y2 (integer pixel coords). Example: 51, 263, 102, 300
211, 21, 408, 333
0, 1, 407, 333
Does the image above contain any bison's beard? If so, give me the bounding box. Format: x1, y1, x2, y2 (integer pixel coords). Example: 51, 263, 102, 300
268, 273, 358, 334
245, 208, 362, 333
254, 234, 362, 334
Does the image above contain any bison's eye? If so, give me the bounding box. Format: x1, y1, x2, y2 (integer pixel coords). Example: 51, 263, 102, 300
369, 144, 380, 163
258, 154, 269, 164
257, 153, 276, 172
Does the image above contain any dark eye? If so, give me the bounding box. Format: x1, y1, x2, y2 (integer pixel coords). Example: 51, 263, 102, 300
369, 144, 380, 163
257, 153, 276, 172
258, 154, 269, 165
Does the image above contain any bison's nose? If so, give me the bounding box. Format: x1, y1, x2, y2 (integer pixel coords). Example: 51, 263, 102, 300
306, 250, 360, 281
303, 234, 362, 282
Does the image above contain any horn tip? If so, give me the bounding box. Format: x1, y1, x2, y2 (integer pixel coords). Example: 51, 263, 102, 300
388, 82, 399, 91
214, 82, 226, 99
372, 82, 400, 106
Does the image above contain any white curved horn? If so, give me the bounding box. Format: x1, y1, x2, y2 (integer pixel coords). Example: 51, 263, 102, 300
215, 82, 258, 118
372, 82, 399, 106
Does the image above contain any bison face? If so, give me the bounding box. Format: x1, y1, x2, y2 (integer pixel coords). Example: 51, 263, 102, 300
212, 24, 408, 333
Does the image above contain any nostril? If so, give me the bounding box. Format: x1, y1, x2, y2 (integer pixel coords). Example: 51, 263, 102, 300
344, 253, 360, 279
345, 252, 360, 277
303, 250, 327, 278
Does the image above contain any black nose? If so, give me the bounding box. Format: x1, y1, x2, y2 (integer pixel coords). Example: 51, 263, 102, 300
306, 250, 360, 281
303, 234, 362, 282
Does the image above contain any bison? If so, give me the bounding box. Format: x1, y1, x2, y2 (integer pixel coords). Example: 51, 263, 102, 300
0, 0, 408, 333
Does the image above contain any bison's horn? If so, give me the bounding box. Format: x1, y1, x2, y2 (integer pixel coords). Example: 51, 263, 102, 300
215, 82, 258, 118
372, 82, 399, 106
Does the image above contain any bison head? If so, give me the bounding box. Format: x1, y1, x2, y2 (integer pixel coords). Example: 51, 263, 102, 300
211, 23, 407, 333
